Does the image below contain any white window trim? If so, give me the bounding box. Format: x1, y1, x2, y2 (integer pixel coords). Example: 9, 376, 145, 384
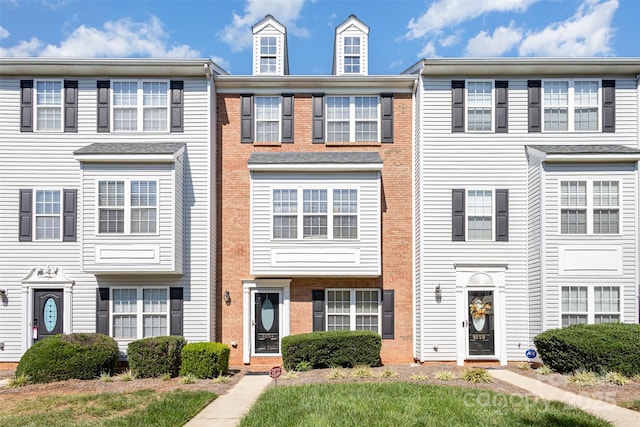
271, 185, 359, 241
466, 188, 495, 241
542, 79, 601, 132
325, 288, 381, 333
254, 95, 281, 142
33, 188, 63, 241
325, 95, 380, 142
558, 178, 621, 235
560, 285, 622, 326
110, 286, 170, 342
34, 79, 63, 132
96, 178, 159, 236
465, 80, 494, 133
111, 79, 170, 133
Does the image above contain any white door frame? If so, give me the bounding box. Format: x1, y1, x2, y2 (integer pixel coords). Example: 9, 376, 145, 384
455, 264, 507, 366
242, 279, 290, 364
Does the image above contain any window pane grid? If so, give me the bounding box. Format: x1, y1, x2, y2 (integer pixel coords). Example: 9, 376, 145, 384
467, 82, 492, 132
467, 190, 492, 240
113, 81, 168, 131
35, 190, 61, 239
574, 81, 598, 131
327, 289, 379, 332
112, 288, 169, 340
326, 96, 378, 142
36, 108, 61, 131
255, 96, 279, 142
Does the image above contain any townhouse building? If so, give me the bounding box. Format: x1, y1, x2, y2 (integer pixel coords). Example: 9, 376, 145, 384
0, 58, 223, 366
216, 15, 415, 366
408, 58, 640, 365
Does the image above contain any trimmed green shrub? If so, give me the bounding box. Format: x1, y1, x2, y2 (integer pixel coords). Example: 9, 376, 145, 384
180, 342, 230, 379
281, 331, 381, 370
16, 333, 118, 383
127, 336, 186, 378
534, 323, 640, 376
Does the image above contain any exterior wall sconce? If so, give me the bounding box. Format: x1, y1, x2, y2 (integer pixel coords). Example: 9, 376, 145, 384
435, 284, 442, 298
223, 289, 231, 306
0, 288, 6, 296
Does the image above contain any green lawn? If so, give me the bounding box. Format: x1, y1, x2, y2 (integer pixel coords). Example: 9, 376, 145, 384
0, 389, 216, 427
240, 383, 610, 427
621, 400, 640, 412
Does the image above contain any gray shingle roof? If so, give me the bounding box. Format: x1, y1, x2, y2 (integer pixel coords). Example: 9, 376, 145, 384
527, 144, 640, 154
74, 142, 186, 155
247, 151, 383, 165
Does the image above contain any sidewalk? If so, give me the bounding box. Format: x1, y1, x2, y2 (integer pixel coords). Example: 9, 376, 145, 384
183, 372, 272, 427
489, 369, 640, 427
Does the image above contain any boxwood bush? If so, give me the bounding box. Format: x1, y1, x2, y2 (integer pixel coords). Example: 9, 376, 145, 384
16, 333, 118, 383
534, 323, 640, 376
180, 342, 230, 379
281, 331, 381, 370
127, 336, 186, 378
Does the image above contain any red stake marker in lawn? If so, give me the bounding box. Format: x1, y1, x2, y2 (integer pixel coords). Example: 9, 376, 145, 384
270, 365, 282, 386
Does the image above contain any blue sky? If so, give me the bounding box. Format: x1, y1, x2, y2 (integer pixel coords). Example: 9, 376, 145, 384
0, 0, 638, 75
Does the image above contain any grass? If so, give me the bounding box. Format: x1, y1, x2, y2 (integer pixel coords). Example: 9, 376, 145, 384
604, 371, 631, 386
434, 370, 456, 381
239, 383, 610, 427
180, 374, 197, 384
460, 368, 493, 383
410, 373, 429, 381
568, 371, 599, 387
117, 370, 136, 382
0, 389, 216, 427
326, 367, 347, 380
7, 374, 30, 388
517, 361, 531, 370
351, 365, 373, 379
620, 400, 640, 412
378, 367, 398, 379
536, 365, 553, 376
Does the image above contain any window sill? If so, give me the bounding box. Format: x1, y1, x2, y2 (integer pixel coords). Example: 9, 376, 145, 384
254, 141, 282, 147
326, 141, 382, 147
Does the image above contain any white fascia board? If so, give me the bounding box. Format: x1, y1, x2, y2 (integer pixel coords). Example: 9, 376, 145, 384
541, 154, 640, 163
248, 163, 383, 172
74, 152, 181, 163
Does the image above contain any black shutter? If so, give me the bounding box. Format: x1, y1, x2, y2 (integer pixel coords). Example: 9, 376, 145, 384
96, 288, 110, 335
602, 80, 615, 133
97, 80, 110, 133
170, 80, 184, 133
240, 95, 253, 143
380, 93, 394, 143
281, 94, 294, 143
170, 287, 184, 336
381, 289, 394, 339
495, 189, 509, 242
19, 189, 32, 242
495, 81, 508, 133
312, 94, 325, 144
452, 80, 465, 133
528, 80, 541, 133
452, 189, 465, 241
20, 80, 34, 132
62, 189, 77, 242
312, 290, 325, 331
63, 80, 78, 133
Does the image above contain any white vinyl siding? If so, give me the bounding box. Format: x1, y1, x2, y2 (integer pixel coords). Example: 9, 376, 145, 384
112, 81, 169, 132
327, 289, 380, 332
542, 80, 600, 132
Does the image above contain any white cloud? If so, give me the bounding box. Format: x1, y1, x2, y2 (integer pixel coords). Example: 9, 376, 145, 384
465, 22, 523, 56
218, 0, 308, 52
0, 26, 9, 39
519, 0, 618, 56
0, 37, 42, 56
210, 55, 231, 71
418, 41, 437, 58
406, 0, 537, 39
439, 33, 461, 48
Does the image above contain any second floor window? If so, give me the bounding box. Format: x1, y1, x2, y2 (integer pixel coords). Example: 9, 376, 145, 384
98, 180, 157, 234
260, 36, 277, 73
35, 189, 61, 240
36, 80, 62, 131
272, 188, 358, 240
326, 96, 378, 142
467, 190, 493, 240
113, 81, 168, 132
255, 96, 280, 142
467, 81, 492, 131
560, 180, 619, 234
543, 80, 599, 132
343, 36, 361, 73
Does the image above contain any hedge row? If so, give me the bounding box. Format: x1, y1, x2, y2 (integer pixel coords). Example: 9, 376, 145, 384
281, 331, 381, 370
534, 323, 640, 376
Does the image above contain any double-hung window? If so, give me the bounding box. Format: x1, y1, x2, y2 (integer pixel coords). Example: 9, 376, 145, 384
561, 285, 620, 327
327, 289, 380, 332
543, 80, 599, 131
260, 36, 277, 74
467, 81, 492, 131
343, 36, 361, 73
255, 96, 280, 142
98, 180, 157, 234
272, 188, 358, 240
112, 288, 168, 340
467, 190, 493, 240
113, 81, 169, 132
560, 180, 619, 234
326, 96, 379, 142
35, 189, 61, 240
35, 80, 62, 131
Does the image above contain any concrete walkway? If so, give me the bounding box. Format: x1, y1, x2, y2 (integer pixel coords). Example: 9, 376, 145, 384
489, 369, 640, 427
183, 373, 272, 427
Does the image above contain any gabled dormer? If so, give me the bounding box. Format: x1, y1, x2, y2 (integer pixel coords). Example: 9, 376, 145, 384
333, 15, 369, 76
252, 15, 289, 76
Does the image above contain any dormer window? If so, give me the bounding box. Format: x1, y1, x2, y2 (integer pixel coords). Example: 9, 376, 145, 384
260, 37, 277, 74
343, 37, 361, 74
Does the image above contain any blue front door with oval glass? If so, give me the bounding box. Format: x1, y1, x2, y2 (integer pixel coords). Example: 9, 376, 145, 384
254, 292, 279, 354
33, 289, 63, 341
